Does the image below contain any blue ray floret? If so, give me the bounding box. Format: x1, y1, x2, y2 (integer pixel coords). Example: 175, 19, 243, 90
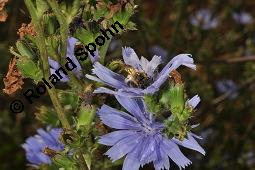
86, 47, 196, 97
22, 128, 64, 167
98, 95, 205, 170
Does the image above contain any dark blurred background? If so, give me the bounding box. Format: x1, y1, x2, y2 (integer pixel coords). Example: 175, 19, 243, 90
1, 0, 255, 169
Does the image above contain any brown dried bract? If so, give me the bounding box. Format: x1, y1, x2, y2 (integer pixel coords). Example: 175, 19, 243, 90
42, 147, 57, 157
96, 0, 130, 19
170, 70, 182, 84
17, 23, 37, 38
0, 0, 8, 22
3, 58, 24, 95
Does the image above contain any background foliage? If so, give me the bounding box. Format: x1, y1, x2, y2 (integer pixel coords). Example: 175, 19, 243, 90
0, 0, 255, 169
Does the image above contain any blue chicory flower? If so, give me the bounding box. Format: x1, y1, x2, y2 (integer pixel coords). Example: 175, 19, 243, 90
48, 37, 100, 82
190, 9, 219, 30
86, 47, 196, 97
22, 128, 64, 167
216, 79, 238, 99
232, 12, 253, 25
98, 95, 205, 170
48, 37, 82, 82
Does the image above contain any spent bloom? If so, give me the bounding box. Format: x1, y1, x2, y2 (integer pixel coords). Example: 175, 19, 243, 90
98, 95, 205, 170
86, 47, 196, 97
22, 128, 64, 167
190, 9, 219, 30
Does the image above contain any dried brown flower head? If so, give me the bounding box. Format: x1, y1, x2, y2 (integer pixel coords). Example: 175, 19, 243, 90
170, 70, 182, 84
3, 58, 24, 95
0, 0, 8, 22
17, 23, 37, 39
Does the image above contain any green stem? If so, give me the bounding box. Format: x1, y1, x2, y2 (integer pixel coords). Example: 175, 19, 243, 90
99, 38, 112, 64
47, 0, 83, 91
25, 0, 70, 129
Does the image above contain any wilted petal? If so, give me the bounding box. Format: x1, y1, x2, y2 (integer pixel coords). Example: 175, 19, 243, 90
187, 95, 201, 108
144, 54, 196, 94
122, 47, 142, 70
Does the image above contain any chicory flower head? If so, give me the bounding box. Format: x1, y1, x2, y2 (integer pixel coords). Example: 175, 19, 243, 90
98, 95, 205, 170
48, 37, 82, 82
190, 9, 219, 30
48, 37, 100, 82
22, 128, 64, 167
86, 47, 196, 97
232, 12, 253, 25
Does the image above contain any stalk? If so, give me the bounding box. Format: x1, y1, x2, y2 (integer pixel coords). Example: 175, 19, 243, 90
25, 0, 70, 129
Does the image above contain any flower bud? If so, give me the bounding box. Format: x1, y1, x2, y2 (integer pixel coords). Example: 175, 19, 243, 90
16, 40, 36, 59
16, 56, 43, 82
160, 84, 185, 118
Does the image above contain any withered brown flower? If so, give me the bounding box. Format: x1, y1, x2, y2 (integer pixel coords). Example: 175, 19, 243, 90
17, 23, 37, 39
0, 0, 8, 22
3, 58, 24, 95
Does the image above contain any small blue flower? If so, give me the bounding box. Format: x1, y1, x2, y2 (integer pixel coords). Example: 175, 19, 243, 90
232, 12, 253, 25
22, 128, 64, 167
86, 47, 196, 97
216, 79, 238, 99
190, 9, 219, 30
48, 37, 82, 82
98, 95, 205, 170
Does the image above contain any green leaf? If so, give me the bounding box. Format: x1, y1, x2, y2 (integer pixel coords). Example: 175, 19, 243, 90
83, 154, 91, 170
113, 3, 134, 25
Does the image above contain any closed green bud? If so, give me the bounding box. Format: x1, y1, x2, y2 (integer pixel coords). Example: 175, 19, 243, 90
43, 13, 59, 35
144, 95, 163, 114
52, 153, 76, 169
16, 56, 43, 82
35, 0, 49, 18
113, 3, 134, 25
16, 41, 36, 59
45, 35, 61, 60
160, 84, 184, 117
77, 105, 96, 129
35, 106, 59, 125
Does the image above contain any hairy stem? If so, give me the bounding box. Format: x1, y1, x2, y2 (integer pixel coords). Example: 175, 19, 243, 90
25, 0, 70, 129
